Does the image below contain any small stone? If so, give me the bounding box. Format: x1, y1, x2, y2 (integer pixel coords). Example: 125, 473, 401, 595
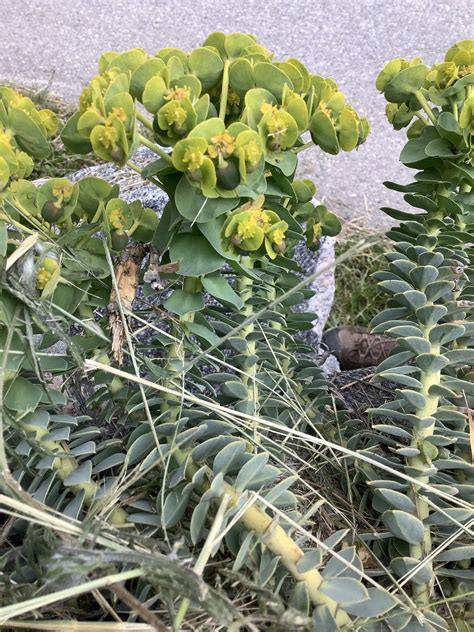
320, 354, 341, 377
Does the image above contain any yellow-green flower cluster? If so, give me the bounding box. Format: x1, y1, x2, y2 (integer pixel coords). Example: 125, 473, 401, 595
65, 33, 369, 167
40, 178, 76, 223
103, 197, 134, 250
62, 50, 144, 164
308, 80, 370, 154
0, 87, 57, 191
427, 40, 474, 102
222, 196, 288, 259
172, 117, 264, 196
36, 256, 59, 291
78, 86, 136, 165
57, 33, 368, 266
377, 39, 474, 146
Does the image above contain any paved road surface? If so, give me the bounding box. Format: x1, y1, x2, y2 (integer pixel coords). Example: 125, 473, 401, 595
1, 0, 472, 227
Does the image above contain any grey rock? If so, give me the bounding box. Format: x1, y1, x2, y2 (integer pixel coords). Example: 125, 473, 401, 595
70, 148, 169, 217
294, 236, 336, 341
320, 354, 341, 377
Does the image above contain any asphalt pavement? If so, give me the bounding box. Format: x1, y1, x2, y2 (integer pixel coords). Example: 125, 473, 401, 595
1, 0, 472, 227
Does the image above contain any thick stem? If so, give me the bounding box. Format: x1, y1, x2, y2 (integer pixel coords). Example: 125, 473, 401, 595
135, 108, 154, 131
157, 269, 352, 625
171, 445, 351, 625
415, 90, 437, 125
407, 324, 440, 606
452, 100, 459, 122
90, 200, 105, 225
265, 280, 291, 375
126, 161, 167, 193
138, 134, 172, 163
293, 140, 314, 154
16, 413, 124, 524
262, 272, 328, 439
238, 257, 259, 419
414, 111, 429, 125
4, 198, 48, 233
219, 60, 231, 121
161, 276, 201, 419
0, 215, 35, 235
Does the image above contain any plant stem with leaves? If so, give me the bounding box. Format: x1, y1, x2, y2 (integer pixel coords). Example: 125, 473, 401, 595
237, 257, 259, 419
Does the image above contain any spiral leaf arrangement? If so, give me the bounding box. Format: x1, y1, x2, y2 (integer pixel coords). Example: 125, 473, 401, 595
348, 39, 474, 631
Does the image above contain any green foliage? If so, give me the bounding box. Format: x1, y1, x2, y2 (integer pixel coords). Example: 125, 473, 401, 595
0, 32, 376, 630
0, 86, 58, 187
2, 30, 472, 632
349, 38, 474, 629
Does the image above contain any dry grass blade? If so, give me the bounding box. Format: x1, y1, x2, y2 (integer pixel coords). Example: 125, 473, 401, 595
0, 569, 144, 622
0, 494, 136, 552
5, 232, 38, 271
328, 229, 388, 328
1, 622, 155, 630
108, 583, 168, 632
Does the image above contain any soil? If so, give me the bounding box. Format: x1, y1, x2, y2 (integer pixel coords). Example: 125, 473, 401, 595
333, 366, 395, 420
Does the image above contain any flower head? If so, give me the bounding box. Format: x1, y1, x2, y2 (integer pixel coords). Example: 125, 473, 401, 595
223, 201, 288, 259
260, 102, 278, 116
52, 180, 74, 202
226, 89, 241, 115
36, 257, 59, 291
38, 109, 58, 136
79, 86, 93, 112
96, 125, 119, 149
237, 218, 259, 240
243, 139, 262, 165
165, 86, 192, 102
182, 145, 205, 171
163, 101, 187, 127
105, 199, 132, 231
108, 207, 125, 229
106, 106, 127, 126
208, 133, 235, 159
271, 228, 285, 246
318, 102, 336, 123
36, 269, 51, 290
252, 210, 271, 226
459, 63, 474, 77
260, 107, 298, 151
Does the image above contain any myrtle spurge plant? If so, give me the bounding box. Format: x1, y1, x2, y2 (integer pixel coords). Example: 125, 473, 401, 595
5, 30, 470, 632
0, 32, 379, 630
0, 86, 57, 189
348, 39, 473, 631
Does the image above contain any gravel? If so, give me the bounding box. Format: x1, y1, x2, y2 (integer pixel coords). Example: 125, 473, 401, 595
2, 0, 471, 228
